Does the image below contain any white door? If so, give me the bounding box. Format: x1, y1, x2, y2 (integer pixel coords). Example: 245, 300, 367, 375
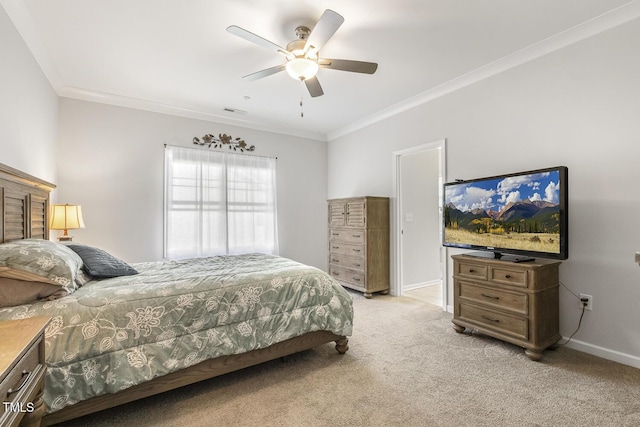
393, 140, 446, 308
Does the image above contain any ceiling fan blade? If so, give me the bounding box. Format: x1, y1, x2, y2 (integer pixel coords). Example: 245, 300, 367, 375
304, 77, 324, 97
304, 9, 344, 54
243, 64, 286, 81
227, 25, 293, 59
318, 59, 378, 74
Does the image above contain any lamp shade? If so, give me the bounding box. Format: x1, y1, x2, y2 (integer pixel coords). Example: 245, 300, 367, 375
50, 204, 85, 231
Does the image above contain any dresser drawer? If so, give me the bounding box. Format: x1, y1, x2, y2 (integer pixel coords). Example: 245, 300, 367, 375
456, 261, 488, 280
459, 303, 528, 341
459, 282, 528, 315
0, 338, 40, 392
329, 228, 366, 244
329, 242, 365, 257
0, 339, 45, 422
490, 267, 528, 288
329, 265, 365, 287
329, 253, 365, 272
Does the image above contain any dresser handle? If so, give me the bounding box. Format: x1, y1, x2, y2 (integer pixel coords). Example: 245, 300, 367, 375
332, 233, 340, 236
469, 269, 475, 273
352, 234, 361, 238
505, 274, 511, 279
332, 272, 340, 276
332, 259, 340, 263
353, 263, 361, 267
332, 246, 340, 249
481, 315, 500, 323
353, 249, 361, 252
7, 370, 31, 397
353, 277, 361, 282
481, 293, 500, 300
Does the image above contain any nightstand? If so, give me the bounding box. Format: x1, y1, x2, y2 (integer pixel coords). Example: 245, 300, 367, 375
0, 317, 50, 427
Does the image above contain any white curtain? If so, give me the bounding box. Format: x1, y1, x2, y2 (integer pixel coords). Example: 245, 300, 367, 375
164, 145, 278, 259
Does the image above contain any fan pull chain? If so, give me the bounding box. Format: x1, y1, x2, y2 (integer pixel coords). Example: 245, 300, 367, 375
299, 82, 304, 118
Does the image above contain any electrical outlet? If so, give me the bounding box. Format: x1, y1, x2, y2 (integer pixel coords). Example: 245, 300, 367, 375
579, 294, 593, 311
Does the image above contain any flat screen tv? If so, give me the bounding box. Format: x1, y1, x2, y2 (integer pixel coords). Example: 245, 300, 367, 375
443, 166, 568, 262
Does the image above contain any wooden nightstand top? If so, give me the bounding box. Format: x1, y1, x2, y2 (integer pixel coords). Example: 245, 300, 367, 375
0, 317, 50, 381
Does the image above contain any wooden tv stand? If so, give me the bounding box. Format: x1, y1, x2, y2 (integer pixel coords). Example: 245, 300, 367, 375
451, 254, 561, 361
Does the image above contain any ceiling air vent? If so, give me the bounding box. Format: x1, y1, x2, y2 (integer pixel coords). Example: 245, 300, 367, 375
223, 107, 248, 115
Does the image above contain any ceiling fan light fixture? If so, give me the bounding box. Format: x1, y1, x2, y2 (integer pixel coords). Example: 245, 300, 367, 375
286, 58, 318, 81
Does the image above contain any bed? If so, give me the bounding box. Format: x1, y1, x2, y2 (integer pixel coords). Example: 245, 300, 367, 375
0, 163, 353, 426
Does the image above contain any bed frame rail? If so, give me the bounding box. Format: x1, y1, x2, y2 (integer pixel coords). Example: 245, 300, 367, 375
42, 331, 348, 425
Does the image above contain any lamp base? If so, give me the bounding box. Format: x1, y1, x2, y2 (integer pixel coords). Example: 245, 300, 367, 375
57, 236, 73, 242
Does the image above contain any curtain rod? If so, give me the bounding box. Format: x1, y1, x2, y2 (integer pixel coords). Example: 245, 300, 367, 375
164, 144, 277, 160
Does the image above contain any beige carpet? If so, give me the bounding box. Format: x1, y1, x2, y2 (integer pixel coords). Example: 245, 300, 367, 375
57, 291, 640, 427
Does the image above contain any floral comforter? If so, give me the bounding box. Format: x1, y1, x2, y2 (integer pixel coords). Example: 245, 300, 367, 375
0, 254, 353, 414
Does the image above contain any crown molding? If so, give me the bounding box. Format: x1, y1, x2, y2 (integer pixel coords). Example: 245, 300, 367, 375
59, 86, 327, 142
327, 0, 640, 141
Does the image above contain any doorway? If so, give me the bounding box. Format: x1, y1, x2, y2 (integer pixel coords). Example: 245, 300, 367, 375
392, 140, 446, 309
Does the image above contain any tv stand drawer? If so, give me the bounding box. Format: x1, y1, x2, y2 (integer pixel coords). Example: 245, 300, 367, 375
459, 282, 528, 315
458, 303, 528, 341
490, 267, 527, 287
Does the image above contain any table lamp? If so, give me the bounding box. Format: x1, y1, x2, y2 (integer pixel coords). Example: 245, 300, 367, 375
50, 204, 85, 241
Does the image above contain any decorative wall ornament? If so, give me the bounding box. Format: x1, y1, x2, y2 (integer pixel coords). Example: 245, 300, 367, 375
193, 133, 255, 152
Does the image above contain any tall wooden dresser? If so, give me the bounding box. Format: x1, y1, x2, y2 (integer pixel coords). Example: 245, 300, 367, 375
327, 197, 389, 298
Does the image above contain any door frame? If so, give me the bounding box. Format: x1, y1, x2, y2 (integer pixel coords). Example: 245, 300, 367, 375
391, 139, 447, 309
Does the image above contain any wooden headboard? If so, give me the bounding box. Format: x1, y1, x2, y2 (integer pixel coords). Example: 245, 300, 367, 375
0, 163, 56, 243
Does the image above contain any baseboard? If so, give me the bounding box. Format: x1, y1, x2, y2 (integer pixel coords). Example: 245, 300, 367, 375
563, 337, 640, 369
403, 280, 440, 291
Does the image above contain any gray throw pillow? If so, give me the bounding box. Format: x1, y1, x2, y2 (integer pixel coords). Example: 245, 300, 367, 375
67, 244, 138, 278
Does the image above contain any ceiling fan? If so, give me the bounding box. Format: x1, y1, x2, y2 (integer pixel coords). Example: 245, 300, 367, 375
227, 9, 378, 98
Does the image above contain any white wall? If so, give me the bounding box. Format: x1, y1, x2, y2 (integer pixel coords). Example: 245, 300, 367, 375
57, 98, 328, 268
0, 5, 57, 183
328, 19, 640, 367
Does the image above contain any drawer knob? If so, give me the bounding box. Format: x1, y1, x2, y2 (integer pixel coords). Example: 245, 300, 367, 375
332, 233, 340, 236
332, 272, 340, 276
353, 263, 361, 267
332, 246, 340, 249
353, 249, 361, 252
505, 274, 511, 279
482, 293, 500, 300
353, 277, 361, 282
7, 370, 32, 397
469, 269, 475, 273
481, 315, 500, 323
352, 234, 361, 238
332, 259, 339, 263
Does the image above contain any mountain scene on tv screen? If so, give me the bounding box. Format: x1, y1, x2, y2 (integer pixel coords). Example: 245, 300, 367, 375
444, 171, 561, 253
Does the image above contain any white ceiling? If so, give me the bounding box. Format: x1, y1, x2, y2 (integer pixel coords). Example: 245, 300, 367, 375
3, 0, 639, 141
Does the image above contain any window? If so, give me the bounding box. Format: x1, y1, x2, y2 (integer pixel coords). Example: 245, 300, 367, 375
164, 145, 278, 259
